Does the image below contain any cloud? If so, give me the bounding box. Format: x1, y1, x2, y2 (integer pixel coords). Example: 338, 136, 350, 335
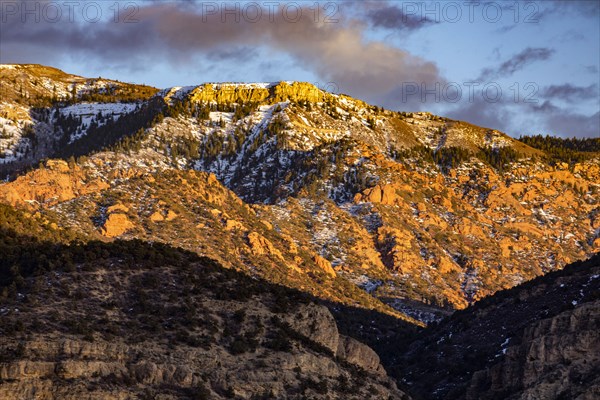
478, 48, 555, 80
205, 47, 258, 62
541, 84, 598, 103
558, 0, 600, 15
536, 108, 600, 139
442, 86, 599, 139
365, 4, 438, 32
443, 97, 510, 134
525, 98, 597, 131
504, 98, 600, 138
529, 100, 560, 114
494, 25, 517, 34
0, 1, 443, 109
535, 0, 600, 21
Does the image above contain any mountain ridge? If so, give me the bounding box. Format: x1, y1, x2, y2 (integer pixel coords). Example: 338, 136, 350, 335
1, 64, 599, 319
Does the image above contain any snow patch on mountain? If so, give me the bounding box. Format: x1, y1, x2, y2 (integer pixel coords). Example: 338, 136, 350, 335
59, 102, 140, 143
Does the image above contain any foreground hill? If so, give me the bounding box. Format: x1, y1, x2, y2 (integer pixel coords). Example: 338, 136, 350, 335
390, 254, 600, 399
1, 64, 599, 321
0, 208, 409, 399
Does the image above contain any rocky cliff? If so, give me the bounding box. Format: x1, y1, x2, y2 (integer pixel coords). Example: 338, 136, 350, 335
391, 254, 600, 400
466, 301, 600, 400
0, 234, 409, 400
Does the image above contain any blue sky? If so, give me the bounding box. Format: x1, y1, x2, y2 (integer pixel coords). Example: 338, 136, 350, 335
1, 0, 598, 138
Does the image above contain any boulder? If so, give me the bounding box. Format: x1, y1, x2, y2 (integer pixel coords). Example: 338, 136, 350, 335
313, 255, 336, 278
247, 232, 283, 260
149, 211, 164, 222
101, 213, 134, 237
336, 336, 385, 374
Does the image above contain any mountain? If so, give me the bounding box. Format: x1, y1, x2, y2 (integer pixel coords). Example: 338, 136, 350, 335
1, 64, 599, 322
0, 64, 157, 170
1, 64, 599, 399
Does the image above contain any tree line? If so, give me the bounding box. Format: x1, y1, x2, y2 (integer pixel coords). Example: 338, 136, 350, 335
519, 134, 600, 164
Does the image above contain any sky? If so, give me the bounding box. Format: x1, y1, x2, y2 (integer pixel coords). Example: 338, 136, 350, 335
0, 0, 599, 138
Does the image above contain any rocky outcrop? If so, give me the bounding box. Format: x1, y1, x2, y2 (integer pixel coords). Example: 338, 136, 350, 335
285, 303, 340, 354
165, 209, 178, 221
313, 254, 336, 277
99, 204, 134, 237
0, 317, 390, 398
272, 81, 330, 103
247, 231, 284, 259
376, 226, 423, 274
101, 212, 134, 237
466, 301, 600, 400
190, 83, 270, 104
225, 218, 245, 231
0, 334, 398, 400
0, 160, 108, 207
337, 336, 385, 374
188, 81, 333, 105
393, 254, 600, 400
283, 303, 388, 373
355, 183, 410, 206
149, 211, 164, 222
